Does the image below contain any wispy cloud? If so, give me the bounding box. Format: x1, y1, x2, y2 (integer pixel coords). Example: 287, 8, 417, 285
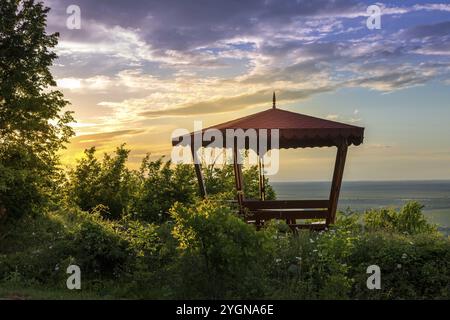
140, 87, 336, 117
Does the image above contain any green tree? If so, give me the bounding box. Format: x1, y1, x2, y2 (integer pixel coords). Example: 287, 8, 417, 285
0, 0, 74, 218
68, 145, 136, 219
132, 156, 198, 222
67, 147, 101, 212
203, 163, 276, 200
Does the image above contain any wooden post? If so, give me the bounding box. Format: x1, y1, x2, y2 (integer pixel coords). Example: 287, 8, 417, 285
233, 146, 244, 212
258, 155, 264, 201
191, 146, 207, 198
327, 142, 348, 225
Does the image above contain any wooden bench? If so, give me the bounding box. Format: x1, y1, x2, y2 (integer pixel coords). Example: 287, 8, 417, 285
242, 199, 329, 231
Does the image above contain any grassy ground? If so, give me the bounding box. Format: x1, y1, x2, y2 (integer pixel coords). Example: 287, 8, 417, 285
0, 284, 108, 300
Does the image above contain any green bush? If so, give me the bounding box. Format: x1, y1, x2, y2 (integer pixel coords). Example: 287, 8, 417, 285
0, 206, 165, 288
0, 209, 76, 285
263, 204, 449, 300
68, 145, 136, 219
265, 221, 356, 299
169, 200, 273, 299
131, 156, 198, 222
364, 201, 437, 235
70, 208, 129, 277
348, 232, 450, 299
67, 146, 277, 222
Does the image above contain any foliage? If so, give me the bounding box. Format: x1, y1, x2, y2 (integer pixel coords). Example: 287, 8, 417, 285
0, 144, 48, 218
131, 156, 198, 222
0, 200, 448, 299
0, 205, 164, 288
203, 162, 276, 200
348, 232, 450, 299
70, 207, 130, 277
364, 201, 437, 235
264, 207, 448, 300
67, 146, 136, 219
265, 220, 356, 299
0, 0, 74, 219
67, 147, 276, 221
169, 200, 273, 299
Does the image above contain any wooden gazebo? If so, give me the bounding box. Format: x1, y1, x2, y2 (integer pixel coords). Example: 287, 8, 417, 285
172, 93, 364, 230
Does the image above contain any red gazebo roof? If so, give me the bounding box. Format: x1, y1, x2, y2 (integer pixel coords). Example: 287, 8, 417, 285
173, 107, 364, 149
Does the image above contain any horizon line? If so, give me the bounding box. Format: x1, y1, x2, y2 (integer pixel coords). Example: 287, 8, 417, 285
270, 179, 450, 183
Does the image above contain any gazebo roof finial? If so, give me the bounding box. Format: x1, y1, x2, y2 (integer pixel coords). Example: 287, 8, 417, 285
272, 91, 276, 109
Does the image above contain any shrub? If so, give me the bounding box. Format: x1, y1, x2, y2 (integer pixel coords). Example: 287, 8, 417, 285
131, 156, 198, 222
265, 220, 357, 299
0, 209, 76, 285
70, 208, 130, 278
364, 201, 437, 235
169, 200, 273, 299
263, 204, 449, 300
68, 145, 136, 219
0, 206, 168, 290
67, 147, 278, 222
1, 194, 448, 300
348, 232, 450, 299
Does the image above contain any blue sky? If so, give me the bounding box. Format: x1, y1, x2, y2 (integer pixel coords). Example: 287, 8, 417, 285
42, 0, 450, 181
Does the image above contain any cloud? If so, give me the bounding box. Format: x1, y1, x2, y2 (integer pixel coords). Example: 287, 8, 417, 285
364, 143, 393, 149
140, 87, 335, 117
413, 4, 450, 13
403, 21, 450, 39
71, 129, 145, 147
349, 70, 434, 91
326, 114, 339, 120
72, 129, 144, 143
395, 21, 450, 57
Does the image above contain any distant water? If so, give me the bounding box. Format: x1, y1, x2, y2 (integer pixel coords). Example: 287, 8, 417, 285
271, 180, 450, 228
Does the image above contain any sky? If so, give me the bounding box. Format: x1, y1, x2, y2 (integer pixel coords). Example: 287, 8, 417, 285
42, 0, 450, 181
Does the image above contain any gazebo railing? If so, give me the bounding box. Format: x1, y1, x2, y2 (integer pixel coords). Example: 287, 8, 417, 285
242, 199, 329, 230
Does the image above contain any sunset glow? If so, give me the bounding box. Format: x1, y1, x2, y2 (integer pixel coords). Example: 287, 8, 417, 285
43, 0, 450, 181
